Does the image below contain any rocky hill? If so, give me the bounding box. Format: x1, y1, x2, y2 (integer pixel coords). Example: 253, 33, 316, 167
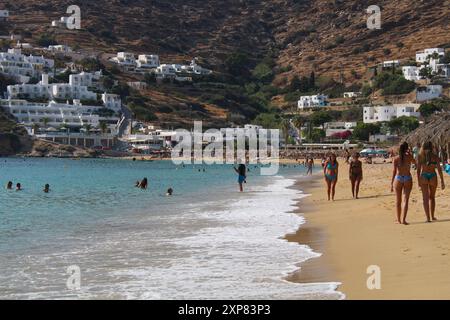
0, 0, 449, 127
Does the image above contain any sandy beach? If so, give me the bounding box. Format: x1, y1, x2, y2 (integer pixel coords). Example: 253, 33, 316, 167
286, 160, 450, 299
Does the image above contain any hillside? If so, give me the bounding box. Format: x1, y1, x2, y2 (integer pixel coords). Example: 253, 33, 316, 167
0, 0, 449, 127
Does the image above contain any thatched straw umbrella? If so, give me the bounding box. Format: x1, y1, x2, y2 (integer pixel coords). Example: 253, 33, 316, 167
404, 112, 450, 161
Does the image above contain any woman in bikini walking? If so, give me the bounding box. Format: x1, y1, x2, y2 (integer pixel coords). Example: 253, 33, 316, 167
417, 141, 446, 222
324, 153, 339, 201
349, 152, 363, 199
390, 142, 415, 225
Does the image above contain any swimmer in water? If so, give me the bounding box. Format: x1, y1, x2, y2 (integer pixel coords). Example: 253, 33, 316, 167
43, 184, 50, 193
16, 183, 22, 191
139, 178, 148, 189
6, 181, 13, 190
234, 163, 247, 192
166, 188, 173, 196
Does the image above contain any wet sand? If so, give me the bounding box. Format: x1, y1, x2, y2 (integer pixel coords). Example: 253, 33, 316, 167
286, 161, 450, 299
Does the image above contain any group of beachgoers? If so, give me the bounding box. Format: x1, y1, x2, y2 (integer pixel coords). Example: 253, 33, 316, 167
320, 141, 448, 225
5, 181, 50, 193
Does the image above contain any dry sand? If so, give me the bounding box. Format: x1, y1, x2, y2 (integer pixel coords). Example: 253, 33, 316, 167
286, 161, 450, 299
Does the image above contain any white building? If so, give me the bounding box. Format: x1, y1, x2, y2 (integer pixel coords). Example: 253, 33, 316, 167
0, 98, 120, 129
15, 41, 33, 49
155, 64, 177, 78
69, 72, 93, 87
127, 81, 148, 90
47, 45, 72, 53
416, 85, 442, 102
343, 92, 362, 98
382, 60, 400, 68
101, 93, 121, 111
7, 73, 97, 101
402, 66, 422, 81
0, 10, 9, 21
363, 104, 421, 123
0, 49, 54, 83
178, 59, 212, 75
136, 54, 159, 69
416, 48, 445, 64
298, 94, 328, 110
51, 17, 69, 28
110, 52, 136, 68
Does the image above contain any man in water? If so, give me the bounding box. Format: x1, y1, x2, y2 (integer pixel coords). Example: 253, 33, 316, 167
6, 181, 13, 190
306, 158, 314, 175
166, 187, 173, 196
16, 183, 22, 191
43, 184, 50, 193
234, 163, 247, 192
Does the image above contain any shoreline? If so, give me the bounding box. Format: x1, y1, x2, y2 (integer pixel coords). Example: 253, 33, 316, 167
286, 161, 450, 299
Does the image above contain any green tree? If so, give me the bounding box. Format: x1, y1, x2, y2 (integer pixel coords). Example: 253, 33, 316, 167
419, 67, 432, 79
280, 118, 291, 149
252, 112, 281, 129
252, 63, 273, 83
352, 123, 380, 141
418, 102, 442, 118
388, 116, 419, 134
225, 52, 250, 77
310, 111, 332, 129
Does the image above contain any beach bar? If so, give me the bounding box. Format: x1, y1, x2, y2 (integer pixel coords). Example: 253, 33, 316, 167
405, 112, 450, 161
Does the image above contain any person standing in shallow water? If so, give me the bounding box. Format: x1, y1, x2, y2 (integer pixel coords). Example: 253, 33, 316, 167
43, 184, 50, 193
16, 183, 22, 191
234, 163, 247, 192
6, 181, 13, 190
391, 142, 415, 225
306, 157, 314, 175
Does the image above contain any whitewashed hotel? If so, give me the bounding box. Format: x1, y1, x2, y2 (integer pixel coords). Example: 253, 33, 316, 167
363, 104, 421, 123
6, 74, 97, 101
298, 94, 328, 110
0, 49, 54, 83
416, 48, 445, 63
0, 96, 121, 145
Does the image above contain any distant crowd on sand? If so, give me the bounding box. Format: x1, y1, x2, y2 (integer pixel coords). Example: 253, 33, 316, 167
320, 142, 450, 226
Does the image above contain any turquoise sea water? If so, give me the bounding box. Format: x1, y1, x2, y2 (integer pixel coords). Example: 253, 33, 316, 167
0, 158, 341, 299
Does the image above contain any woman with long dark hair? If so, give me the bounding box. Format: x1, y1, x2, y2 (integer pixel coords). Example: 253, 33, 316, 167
349, 152, 363, 199
390, 142, 414, 225
417, 142, 445, 222
324, 153, 339, 201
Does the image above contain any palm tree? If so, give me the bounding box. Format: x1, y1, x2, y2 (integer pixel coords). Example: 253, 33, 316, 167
280, 118, 291, 151
99, 121, 108, 134
42, 117, 50, 129
83, 123, 92, 133
292, 115, 306, 145
32, 123, 40, 134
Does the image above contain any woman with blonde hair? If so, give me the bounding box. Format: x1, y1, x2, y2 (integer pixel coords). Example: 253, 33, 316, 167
390, 142, 414, 225
417, 141, 445, 222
